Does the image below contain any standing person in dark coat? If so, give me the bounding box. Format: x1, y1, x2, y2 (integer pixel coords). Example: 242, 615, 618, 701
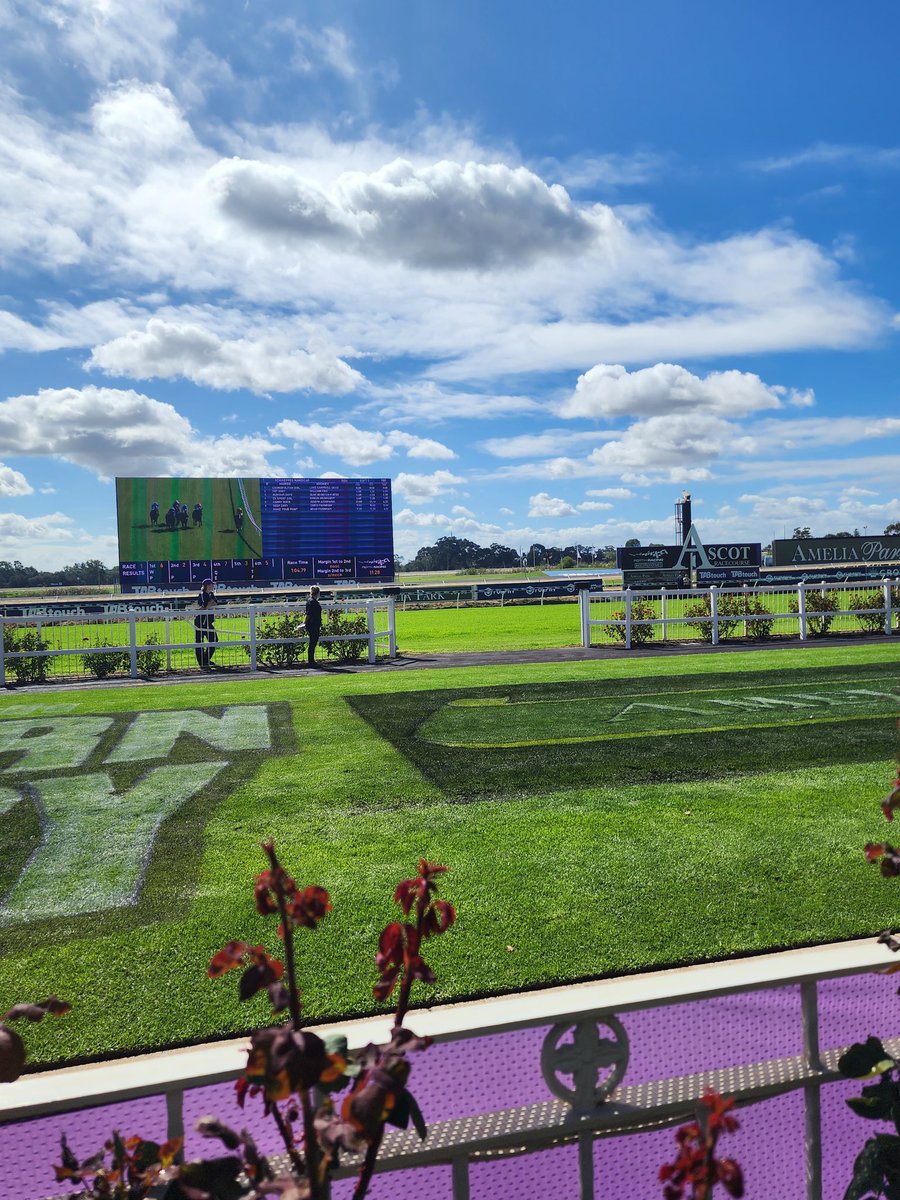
303, 585, 322, 667
194, 578, 219, 668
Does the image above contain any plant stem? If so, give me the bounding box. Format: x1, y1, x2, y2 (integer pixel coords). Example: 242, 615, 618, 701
265, 843, 323, 1200
272, 1102, 305, 1176
352, 1129, 384, 1200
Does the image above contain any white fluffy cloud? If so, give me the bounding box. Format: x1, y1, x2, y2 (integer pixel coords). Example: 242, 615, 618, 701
0, 74, 888, 384
0, 510, 75, 544
559, 363, 804, 421
271, 421, 456, 467
393, 470, 465, 503
480, 430, 606, 458
0, 386, 284, 479
586, 487, 634, 499
528, 492, 579, 518
0, 463, 32, 496
211, 157, 608, 270
88, 318, 364, 395
15, 0, 187, 84
583, 411, 749, 480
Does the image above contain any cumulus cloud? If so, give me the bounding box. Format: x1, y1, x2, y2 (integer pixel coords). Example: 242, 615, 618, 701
586, 487, 634, 499
271, 420, 455, 467
88, 318, 364, 395
528, 492, 579, 518
583, 412, 748, 478
0, 510, 75, 544
559, 362, 802, 421
0, 386, 284, 479
393, 470, 465, 503
0, 463, 33, 496
210, 157, 609, 270
480, 430, 606, 458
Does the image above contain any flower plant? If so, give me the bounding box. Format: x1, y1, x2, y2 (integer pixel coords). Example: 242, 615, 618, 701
1, 843, 455, 1200
838, 754, 900, 1200
659, 1090, 744, 1200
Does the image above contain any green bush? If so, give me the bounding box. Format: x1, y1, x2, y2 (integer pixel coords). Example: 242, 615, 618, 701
253, 612, 307, 667
82, 642, 130, 679
136, 634, 165, 675
788, 589, 839, 637
847, 590, 886, 634
742, 595, 775, 641
607, 597, 656, 645
683, 593, 746, 641
3, 626, 50, 683
323, 609, 369, 661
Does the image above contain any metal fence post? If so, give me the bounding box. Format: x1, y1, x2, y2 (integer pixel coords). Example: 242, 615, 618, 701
578, 1131, 596, 1200
451, 1156, 470, 1200
166, 1088, 185, 1161
580, 588, 590, 647
710, 586, 719, 646
661, 587, 668, 641
128, 613, 138, 678
249, 608, 257, 670
164, 615, 173, 672
801, 978, 824, 1200
367, 600, 376, 664
0, 616, 5, 683
387, 595, 397, 657
625, 589, 632, 650
885, 579, 894, 637
798, 583, 808, 641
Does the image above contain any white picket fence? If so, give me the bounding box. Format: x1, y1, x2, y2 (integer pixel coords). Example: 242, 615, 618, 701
0, 597, 397, 682
580, 579, 900, 650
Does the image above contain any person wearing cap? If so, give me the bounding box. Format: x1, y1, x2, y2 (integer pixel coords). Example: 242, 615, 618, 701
302, 585, 322, 667
194, 578, 219, 669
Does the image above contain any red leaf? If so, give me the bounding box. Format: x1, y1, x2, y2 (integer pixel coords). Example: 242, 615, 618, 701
288, 885, 331, 929
208, 941, 251, 978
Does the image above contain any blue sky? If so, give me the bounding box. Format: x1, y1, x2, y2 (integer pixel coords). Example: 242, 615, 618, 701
0, 0, 898, 569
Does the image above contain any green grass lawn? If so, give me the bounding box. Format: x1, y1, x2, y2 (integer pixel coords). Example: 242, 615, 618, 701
0, 641, 897, 1067
396, 600, 583, 652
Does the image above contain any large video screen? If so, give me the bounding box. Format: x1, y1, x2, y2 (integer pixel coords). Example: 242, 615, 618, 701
115, 477, 394, 591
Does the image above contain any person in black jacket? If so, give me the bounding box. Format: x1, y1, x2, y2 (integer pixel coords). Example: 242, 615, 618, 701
194, 578, 219, 668
303, 586, 322, 667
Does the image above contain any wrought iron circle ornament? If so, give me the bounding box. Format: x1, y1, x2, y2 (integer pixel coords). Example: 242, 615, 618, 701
540, 1015, 630, 1108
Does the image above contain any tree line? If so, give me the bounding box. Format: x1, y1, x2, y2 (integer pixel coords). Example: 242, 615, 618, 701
0, 559, 117, 588
402, 536, 618, 571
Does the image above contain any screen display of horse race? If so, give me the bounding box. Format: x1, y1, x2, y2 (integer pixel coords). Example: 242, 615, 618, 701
115, 477, 394, 591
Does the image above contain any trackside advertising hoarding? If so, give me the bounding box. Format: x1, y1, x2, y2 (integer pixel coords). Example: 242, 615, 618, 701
773, 536, 900, 568
116, 477, 394, 591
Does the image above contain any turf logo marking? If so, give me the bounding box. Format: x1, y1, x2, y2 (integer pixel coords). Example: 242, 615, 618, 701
0, 706, 277, 926
415, 680, 898, 748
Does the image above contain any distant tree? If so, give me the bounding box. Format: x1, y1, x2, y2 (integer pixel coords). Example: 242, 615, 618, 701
527, 543, 546, 566
792, 527, 812, 539
624, 538, 641, 548
885, 521, 900, 536
824, 531, 853, 538
406, 536, 520, 572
